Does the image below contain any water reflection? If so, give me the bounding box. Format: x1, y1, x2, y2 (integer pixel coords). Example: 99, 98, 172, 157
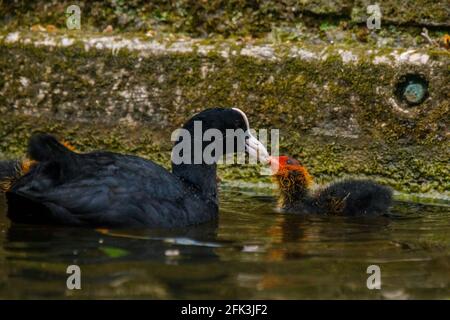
264, 214, 392, 261
5, 221, 221, 264
0, 190, 449, 299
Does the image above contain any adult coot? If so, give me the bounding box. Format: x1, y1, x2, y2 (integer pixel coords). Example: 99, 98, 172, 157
270, 156, 392, 216
3, 108, 269, 228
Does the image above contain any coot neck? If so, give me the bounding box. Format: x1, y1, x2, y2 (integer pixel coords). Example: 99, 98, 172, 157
170, 108, 250, 203
171, 120, 221, 203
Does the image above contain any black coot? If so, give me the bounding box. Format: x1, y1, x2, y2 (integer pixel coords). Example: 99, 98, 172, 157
3, 108, 269, 228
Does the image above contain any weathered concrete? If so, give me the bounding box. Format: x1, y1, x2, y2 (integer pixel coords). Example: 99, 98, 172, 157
1, 0, 449, 35
0, 32, 448, 198
352, 0, 450, 28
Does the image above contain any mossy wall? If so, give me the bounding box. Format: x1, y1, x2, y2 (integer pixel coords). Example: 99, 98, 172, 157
1, 0, 449, 36
0, 32, 448, 197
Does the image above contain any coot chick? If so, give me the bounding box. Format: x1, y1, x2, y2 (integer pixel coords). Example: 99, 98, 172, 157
0, 160, 22, 192
270, 156, 392, 216
4, 108, 269, 228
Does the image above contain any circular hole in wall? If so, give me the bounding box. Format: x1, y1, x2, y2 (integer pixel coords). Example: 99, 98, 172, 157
395, 74, 429, 107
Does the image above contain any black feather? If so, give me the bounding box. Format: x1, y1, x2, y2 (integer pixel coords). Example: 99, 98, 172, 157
0, 160, 21, 192
281, 179, 393, 216
315, 179, 393, 216
28, 133, 73, 162
0, 160, 19, 181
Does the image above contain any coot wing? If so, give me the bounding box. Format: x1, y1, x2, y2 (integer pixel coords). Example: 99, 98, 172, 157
7, 152, 214, 227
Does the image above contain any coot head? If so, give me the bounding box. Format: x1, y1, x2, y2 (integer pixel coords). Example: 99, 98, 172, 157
173, 108, 269, 165
269, 155, 312, 199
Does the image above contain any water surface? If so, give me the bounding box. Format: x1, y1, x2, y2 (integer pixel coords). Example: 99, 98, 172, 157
0, 186, 448, 299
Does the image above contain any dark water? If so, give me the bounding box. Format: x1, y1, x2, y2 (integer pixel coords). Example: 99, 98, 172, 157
0, 186, 449, 299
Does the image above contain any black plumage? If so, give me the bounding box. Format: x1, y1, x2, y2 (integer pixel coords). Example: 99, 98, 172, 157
0, 160, 21, 192
313, 179, 393, 216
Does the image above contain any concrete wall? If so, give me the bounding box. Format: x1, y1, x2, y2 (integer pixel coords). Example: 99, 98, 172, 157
1, 31, 448, 197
